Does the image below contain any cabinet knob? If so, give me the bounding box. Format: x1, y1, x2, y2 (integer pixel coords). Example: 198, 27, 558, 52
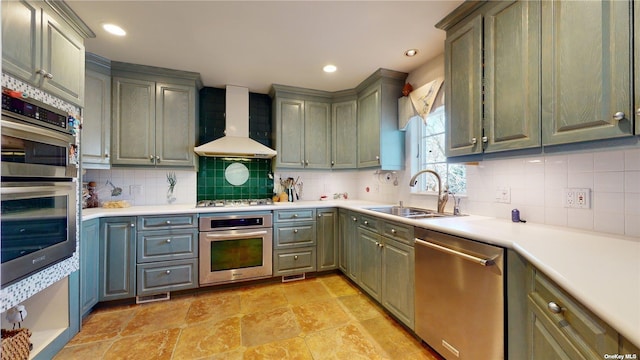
364, 220, 369, 225
165, 270, 171, 275
547, 302, 562, 314
166, 220, 171, 224
156, 156, 161, 163
149, 155, 155, 163
294, 255, 298, 260
130, 223, 135, 227
105, 153, 109, 158
471, 138, 477, 144
44, 73, 53, 80
166, 239, 171, 243
613, 112, 625, 121
293, 214, 298, 218
378, 243, 384, 248
318, 214, 322, 218
352, 217, 358, 222
36, 69, 47, 76
482, 136, 488, 143
305, 160, 309, 166
293, 229, 298, 233
331, 160, 335, 166
391, 229, 396, 234
636, 108, 640, 116
376, 155, 380, 163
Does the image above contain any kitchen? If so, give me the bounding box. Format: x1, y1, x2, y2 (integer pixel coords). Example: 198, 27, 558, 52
1, 1, 639, 359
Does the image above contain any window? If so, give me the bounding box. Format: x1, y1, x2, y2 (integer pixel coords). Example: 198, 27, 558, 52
414, 105, 466, 195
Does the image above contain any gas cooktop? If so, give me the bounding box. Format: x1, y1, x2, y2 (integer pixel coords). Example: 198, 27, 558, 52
196, 199, 274, 208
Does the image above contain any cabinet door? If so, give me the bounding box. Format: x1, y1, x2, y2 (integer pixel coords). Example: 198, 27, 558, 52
445, 15, 483, 157
541, 0, 632, 145
332, 100, 358, 169
381, 238, 414, 329
304, 101, 331, 168
80, 219, 100, 317
357, 85, 381, 167
99, 217, 136, 301
156, 82, 196, 167
338, 210, 349, 274
529, 298, 585, 360
41, 9, 85, 105
357, 226, 381, 301
317, 209, 338, 271
1, 0, 40, 84
635, 0, 640, 135
484, 1, 541, 153
346, 214, 360, 282
83, 67, 111, 168
112, 77, 156, 166
276, 98, 305, 168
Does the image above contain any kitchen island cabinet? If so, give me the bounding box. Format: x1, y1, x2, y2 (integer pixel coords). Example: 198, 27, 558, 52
111, 62, 201, 168
1, 0, 92, 106
99, 217, 136, 301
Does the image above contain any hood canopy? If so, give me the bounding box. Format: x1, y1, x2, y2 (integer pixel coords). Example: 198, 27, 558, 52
194, 85, 277, 158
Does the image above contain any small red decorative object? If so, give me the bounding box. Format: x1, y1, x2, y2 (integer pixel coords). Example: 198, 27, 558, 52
402, 83, 413, 97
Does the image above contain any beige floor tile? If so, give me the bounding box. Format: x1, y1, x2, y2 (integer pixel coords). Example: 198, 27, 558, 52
185, 290, 241, 324
291, 299, 350, 333
53, 340, 113, 359
318, 273, 360, 297
241, 307, 301, 347
120, 297, 191, 336
282, 279, 333, 306
172, 316, 242, 360
240, 283, 288, 315
207, 347, 246, 360
244, 337, 313, 360
338, 294, 385, 321
305, 323, 383, 360
360, 316, 425, 358
103, 328, 180, 360
68, 308, 135, 345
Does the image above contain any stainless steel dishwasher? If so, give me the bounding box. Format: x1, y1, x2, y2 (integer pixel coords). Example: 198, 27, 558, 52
414, 228, 504, 359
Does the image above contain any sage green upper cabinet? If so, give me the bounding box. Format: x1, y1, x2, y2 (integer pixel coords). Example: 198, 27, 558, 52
356, 69, 407, 170
442, 13, 483, 157
331, 99, 358, 169
83, 53, 111, 169
541, 0, 633, 145
111, 62, 200, 168
272, 86, 332, 169
484, 0, 541, 153
1, 0, 93, 106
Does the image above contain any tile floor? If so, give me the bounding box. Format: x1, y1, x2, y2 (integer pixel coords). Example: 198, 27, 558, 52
56, 273, 443, 359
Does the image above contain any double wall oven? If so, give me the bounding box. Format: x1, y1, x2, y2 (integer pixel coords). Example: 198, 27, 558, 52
199, 212, 273, 286
1, 90, 77, 286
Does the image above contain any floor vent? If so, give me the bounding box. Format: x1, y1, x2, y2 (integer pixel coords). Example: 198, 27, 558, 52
136, 292, 170, 304
282, 273, 305, 283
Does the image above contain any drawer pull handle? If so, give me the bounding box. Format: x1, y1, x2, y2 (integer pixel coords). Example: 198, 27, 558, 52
293, 214, 298, 218
166, 239, 171, 243
364, 220, 369, 225
293, 229, 298, 234
165, 270, 171, 275
391, 229, 396, 234
547, 302, 562, 314
613, 111, 625, 121
166, 220, 171, 224
294, 255, 298, 260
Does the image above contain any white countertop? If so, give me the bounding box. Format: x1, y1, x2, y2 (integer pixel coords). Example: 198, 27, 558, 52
81, 200, 640, 347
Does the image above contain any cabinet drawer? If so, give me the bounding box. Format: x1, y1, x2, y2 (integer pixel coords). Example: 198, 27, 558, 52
358, 214, 379, 232
274, 209, 316, 222
274, 222, 316, 248
137, 214, 197, 230
136, 258, 198, 296
273, 247, 316, 276
530, 270, 618, 358
380, 220, 413, 245
136, 229, 198, 263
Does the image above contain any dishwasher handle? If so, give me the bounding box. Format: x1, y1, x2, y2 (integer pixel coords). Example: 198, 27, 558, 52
414, 237, 496, 266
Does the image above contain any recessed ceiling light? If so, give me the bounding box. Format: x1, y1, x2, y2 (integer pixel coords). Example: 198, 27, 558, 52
103, 23, 126, 36
323, 64, 337, 73
404, 49, 418, 57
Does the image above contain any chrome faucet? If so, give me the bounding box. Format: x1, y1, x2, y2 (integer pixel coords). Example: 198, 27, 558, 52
409, 169, 448, 213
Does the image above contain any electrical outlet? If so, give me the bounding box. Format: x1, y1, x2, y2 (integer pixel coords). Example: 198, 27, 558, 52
495, 187, 511, 203
564, 188, 591, 208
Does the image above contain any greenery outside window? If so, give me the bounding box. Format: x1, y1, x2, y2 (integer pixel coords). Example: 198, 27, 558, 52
413, 105, 466, 195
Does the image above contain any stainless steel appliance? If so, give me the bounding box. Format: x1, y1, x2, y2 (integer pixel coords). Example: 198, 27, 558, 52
414, 228, 504, 359
1, 91, 76, 178
199, 212, 273, 286
1, 181, 77, 285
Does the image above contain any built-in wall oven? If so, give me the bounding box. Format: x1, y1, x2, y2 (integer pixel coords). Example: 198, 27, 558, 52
1, 90, 78, 286
199, 213, 273, 286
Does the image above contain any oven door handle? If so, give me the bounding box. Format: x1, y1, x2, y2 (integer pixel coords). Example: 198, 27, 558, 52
205, 230, 268, 239
414, 237, 496, 266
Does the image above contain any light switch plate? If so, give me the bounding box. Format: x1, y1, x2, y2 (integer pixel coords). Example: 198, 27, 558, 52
495, 187, 511, 203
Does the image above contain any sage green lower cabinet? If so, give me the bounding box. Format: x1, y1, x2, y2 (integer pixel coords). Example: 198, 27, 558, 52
380, 236, 414, 329
357, 226, 382, 299
316, 208, 338, 271
340, 211, 360, 282
273, 209, 317, 276
80, 219, 100, 317
99, 217, 136, 301
136, 259, 198, 296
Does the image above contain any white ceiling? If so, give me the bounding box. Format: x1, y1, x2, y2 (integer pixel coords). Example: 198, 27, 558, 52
67, 1, 462, 94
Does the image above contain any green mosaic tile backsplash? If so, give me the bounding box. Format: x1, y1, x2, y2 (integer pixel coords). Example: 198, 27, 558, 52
197, 157, 273, 200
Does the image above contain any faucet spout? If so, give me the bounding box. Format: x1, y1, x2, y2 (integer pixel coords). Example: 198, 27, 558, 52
409, 169, 447, 213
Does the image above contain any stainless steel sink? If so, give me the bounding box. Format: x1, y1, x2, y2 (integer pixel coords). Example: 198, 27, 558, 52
366, 206, 456, 219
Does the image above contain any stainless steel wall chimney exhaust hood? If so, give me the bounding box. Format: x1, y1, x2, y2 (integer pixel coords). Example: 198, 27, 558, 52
194, 85, 277, 158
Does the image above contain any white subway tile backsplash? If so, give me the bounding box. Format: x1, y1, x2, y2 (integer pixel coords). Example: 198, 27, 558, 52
593, 171, 624, 193
625, 193, 640, 215
567, 171, 594, 188
594, 150, 624, 172
593, 211, 625, 235
544, 207, 568, 227
593, 192, 625, 213
625, 214, 640, 237
567, 208, 594, 230
624, 149, 640, 171
624, 171, 640, 193
568, 153, 594, 173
